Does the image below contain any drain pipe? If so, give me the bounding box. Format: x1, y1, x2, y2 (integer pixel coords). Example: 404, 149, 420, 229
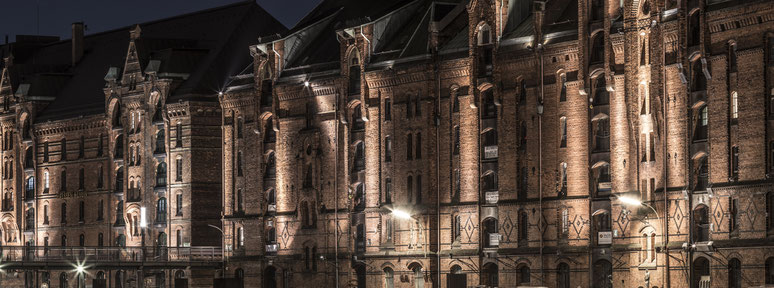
537, 41, 545, 285
434, 49, 442, 288
661, 10, 671, 287
334, 92, 340, 288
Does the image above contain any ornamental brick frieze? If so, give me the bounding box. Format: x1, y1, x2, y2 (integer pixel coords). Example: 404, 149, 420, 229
35, 117, 106, 137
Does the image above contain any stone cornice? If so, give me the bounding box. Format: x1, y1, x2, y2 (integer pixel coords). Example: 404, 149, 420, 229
34, 116, 107, 137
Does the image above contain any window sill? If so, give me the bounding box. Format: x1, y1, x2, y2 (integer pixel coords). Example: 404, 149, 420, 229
638, 262, 657, 270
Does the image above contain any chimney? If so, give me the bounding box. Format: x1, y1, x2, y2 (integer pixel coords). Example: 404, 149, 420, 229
72, 22, 84, 66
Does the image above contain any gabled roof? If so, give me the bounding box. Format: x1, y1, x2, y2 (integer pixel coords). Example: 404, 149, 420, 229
0, 1, 286, 122
503, 0, 578, 44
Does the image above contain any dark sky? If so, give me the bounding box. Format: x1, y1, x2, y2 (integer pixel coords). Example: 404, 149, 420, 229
0, 0, 322, 43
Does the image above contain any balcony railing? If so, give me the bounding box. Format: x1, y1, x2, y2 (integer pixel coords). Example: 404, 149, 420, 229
0, 246, 222, 263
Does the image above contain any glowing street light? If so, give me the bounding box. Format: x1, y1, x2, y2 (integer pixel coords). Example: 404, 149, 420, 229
617, 196, 643, 206
140, 207, 147, 228
617, 196, 660, 222
391, 209, 411, 220
76, 264, 85, 274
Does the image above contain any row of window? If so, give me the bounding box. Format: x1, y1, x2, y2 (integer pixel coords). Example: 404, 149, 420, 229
42, 136, 105, 163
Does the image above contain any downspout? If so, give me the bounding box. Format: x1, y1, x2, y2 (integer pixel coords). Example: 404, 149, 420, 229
360, 26, 371, 57
537, 43, 545, 285
334, 91, 340, 288
435, 49, 442, 288
661, 9, 671, 287
498, 0, 504, 43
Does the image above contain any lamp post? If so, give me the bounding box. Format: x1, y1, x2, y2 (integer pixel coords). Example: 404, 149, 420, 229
140, 206, 147, 287
207, 224, 227, 278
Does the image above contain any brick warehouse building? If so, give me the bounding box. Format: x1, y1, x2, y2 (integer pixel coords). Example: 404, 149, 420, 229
0, 2, 286, 287
2, 0, 774, 288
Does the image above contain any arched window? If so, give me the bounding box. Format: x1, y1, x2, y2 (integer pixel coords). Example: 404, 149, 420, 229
590, 33, 605, 64
60, 169, 67, 191
477, 24, 493, 76
236, 227, 244, 249
235, 268, 244, 288
559, 73, 567, 102
518, 265, 530, 285
593, 77, 608, 106
114, 134, 123, 158
411, 264, 424, 288
115, 167, 124, 193
59, 272, 68, 288
175, 156, 183, 182
688, 11, 701, 47
593, 260, 612, 288
692, 257, 710, 288
237, 151, 243, 176
518, 210, 528, 245
559, 162, 568, 197
385, 136, 392, 162
728, 258, 741, 288
557, 263, 570, 288
593, 117, 610, 152
176, 229, 182, 247
348, 52, 361, 95
384, 267, 394, 288
482, 263, 499, 287
115, 270, 124, 288
44, 170, 50, 192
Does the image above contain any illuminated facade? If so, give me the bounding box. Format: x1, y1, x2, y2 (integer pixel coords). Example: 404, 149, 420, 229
220, 0, 774, 287
0, 2, 284, 287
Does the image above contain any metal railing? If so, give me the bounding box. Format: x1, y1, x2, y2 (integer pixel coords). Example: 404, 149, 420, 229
0, 246, 222, 263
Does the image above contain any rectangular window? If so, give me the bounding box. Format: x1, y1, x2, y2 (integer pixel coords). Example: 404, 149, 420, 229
61, 138, 67, 161
98, 167, 104, 188
176, 123, 183, 148
79, 136, 85, 159
237, 151, 243, 177
97, 200, 104, 220
44, 142, 49, 163
730, 198, 738, 233
454, 169, 460, 201
385, 98, 391, 121
97, 135, 103, 157
79, 168, 84, 190
385, 178, 392, 204
415, 97, 421, 117
406, 99, 413, 118
79, 201, 84, 222
415, 133, 422, 159
731, 91, 738, 120
406, 134, 413, 160
560, 117, 567, 148
385, 137, 392, 162
415, 175, 422, 204
176, 193, 183, 216
44, 205, 49, 224
453, 126, 460, 155
176, 158, 183, 182
731, 146, 739, 179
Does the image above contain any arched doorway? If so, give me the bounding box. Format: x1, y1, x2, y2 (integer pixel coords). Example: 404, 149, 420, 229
93, 271, 106, 288
481, 262, 498, 287
355, 264, 366, 288
592, 260, 612, 288
115, 270, 124, 288
174, 270, 188, 288
263, 266, 277, 288
692, 257, 710, 288
448, 265, 466, 288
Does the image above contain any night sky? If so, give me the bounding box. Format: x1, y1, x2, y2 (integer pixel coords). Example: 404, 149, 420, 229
0, 0, 322, 43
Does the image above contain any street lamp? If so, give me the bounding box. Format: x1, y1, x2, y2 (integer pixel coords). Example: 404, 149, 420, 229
391, 209, 427, 257
617, 196, 660, 222
207, 224, 227, 278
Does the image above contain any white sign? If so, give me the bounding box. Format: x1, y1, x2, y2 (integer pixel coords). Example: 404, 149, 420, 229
484, 146, 498, 159
485, 191, 499, 204
488, 233, 501, 246
598, 231, 612, 244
